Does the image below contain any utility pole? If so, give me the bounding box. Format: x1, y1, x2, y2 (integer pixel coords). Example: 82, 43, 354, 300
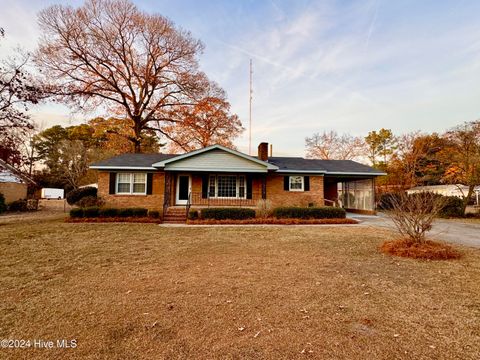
249, 59, 253, 155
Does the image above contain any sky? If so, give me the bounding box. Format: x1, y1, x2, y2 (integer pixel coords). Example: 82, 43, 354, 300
1, 0, 480, 156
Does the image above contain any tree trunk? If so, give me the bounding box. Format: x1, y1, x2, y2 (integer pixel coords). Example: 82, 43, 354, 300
462, 185, 475, 216
132, 118, 142, 153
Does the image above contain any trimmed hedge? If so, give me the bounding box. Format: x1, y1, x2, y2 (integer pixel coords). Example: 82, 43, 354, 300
201, 208, 256, 220
148, 210, 160, 218
188, 209, 199, 220
83, 206, 99, 217
0, 193, 6, 214
272, 206, 346, 219
99, 208, 118, 217
70, 208, 84, 218
66, 187, 97, 205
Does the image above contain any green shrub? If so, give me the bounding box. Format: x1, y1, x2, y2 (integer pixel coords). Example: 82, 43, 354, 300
148, 210, 160, 218
70, 208, 84, 218
0, 193, 6, 214
8, 199, 28, 212
201, 208, 256, 220
272, 206, 346, 219
83, 206, 100, 217
131, 207, 148, 217
99, 208, 118, 217
438, 196, 464, 218
188, 209, 199, 220
66, 187, 97, 205
117, 208, 134, 217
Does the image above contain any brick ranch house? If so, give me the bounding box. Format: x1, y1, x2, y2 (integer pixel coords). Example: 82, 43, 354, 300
90, 143, 385, 221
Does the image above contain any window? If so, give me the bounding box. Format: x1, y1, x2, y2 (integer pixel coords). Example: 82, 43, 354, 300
208, 175, 216, 197
116, 173, 147, 195
208, 175, 246, 198
289, 176, 304, 191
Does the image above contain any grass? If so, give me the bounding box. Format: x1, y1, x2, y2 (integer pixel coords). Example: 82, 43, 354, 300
1, 213, 479, 359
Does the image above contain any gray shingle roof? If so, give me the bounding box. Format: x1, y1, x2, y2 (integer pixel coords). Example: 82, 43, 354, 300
268, 157, 384, 175
90, 152, 384, 175
90, 153, 178, 168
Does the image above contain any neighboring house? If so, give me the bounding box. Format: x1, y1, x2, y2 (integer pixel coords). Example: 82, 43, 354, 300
407, 184, 480, 205
0, 159, 36, 203
90, 143, 385, 219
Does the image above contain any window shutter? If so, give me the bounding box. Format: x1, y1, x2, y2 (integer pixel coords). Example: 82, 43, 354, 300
146, 173, 153, 194
304, 176, 310, 191
109, 173, 116, 194
246, 175, 253, 199
201, 174, 209, 198
284, 176, 289, 191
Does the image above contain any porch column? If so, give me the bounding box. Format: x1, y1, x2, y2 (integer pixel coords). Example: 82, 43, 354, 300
261, 174, 267, 199
164, 172, 171, 207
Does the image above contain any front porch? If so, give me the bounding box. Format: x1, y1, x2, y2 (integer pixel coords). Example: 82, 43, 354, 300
163, 172, 267, 208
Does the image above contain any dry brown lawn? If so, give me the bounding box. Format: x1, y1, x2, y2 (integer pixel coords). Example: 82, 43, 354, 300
0, 212, 479, 359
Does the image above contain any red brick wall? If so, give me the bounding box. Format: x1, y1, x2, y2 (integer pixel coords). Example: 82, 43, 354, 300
266, 174, 324, 207
97, 171, 164, 211
97, 171, 325, 210
0, 182, 27, 203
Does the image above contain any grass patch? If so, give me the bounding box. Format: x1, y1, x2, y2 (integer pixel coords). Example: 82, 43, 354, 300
0, 213, 479, 359
380, 239, 462, 260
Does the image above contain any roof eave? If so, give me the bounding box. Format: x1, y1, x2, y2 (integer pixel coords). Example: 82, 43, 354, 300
89, 165, 158, 171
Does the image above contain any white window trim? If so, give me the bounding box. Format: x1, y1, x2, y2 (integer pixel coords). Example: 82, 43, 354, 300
289, 176, 304, 192
208, 174, 246, 199
115, 172, 147, 195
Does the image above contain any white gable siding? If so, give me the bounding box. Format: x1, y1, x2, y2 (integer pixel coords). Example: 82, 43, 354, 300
0, 169, 23, 183
165, 149, 267, 172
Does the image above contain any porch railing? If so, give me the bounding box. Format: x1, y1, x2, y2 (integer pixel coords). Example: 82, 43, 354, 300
189, 191, 261, 207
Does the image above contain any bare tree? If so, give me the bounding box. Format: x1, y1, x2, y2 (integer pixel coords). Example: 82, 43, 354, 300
305, 131, 365, 160
1, 31, 42, 166
385, 192, 446, 243
35, 0, 210, 153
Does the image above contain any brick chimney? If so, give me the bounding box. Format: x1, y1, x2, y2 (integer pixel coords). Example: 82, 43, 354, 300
258, 142, 268, 161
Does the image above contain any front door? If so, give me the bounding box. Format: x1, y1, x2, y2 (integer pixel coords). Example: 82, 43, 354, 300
176, 175, 191, 205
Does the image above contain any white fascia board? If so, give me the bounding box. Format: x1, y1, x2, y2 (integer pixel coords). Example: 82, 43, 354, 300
325, 171, 387, 176
152, 144, 278, 170
89, 166, 157, 171
163, 167, 268, 173
276, 170, 326, 174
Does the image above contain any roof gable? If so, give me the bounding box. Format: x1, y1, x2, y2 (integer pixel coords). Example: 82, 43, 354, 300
152, 145, 278, 172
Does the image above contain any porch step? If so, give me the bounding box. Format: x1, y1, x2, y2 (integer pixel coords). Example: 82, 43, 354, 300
163, 207, 187, 223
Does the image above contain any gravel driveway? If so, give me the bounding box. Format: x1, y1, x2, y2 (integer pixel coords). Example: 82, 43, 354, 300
349, 212, 480, 248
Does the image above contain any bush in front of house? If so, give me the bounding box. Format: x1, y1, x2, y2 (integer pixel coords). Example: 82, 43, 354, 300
200, 208, 256, 220
188, 209, 199, 220
83, 206, 100, 217
131, 207, 148, 217
70, 208, 84, 218
0, 193, 6, 214
99, 207, 118, 217
117, 207, 148, 217
8, 199, 28, 212
272, 206, 346, 219
148, 210, 160, 218
66, 187, 98, 205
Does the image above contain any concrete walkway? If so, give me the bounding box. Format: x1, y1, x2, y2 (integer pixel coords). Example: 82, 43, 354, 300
348, 213, 480, 248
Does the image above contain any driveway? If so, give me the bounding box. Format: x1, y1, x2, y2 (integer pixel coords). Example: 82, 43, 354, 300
349, 212, 480, 248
